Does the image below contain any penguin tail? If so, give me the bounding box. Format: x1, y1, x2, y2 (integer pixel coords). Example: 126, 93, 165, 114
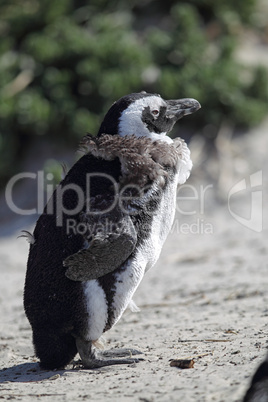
33, 330, 77, 370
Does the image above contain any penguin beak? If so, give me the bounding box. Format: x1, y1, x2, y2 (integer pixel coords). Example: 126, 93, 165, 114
166, 98, 201, 121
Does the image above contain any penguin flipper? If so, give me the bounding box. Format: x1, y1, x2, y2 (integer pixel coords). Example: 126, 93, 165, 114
64, 214, 137, 281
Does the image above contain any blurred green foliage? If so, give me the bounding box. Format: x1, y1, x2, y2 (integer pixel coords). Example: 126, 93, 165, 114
0, 0, 268, 185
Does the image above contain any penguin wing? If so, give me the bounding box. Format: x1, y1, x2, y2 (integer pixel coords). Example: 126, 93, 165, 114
61, 132, 177, 282
63, 204, 138, 282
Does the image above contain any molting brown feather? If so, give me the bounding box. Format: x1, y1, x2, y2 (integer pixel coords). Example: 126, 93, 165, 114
79, 134, 187, 187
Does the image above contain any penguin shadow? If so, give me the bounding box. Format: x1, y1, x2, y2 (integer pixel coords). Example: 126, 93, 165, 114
0, 362, 66, 383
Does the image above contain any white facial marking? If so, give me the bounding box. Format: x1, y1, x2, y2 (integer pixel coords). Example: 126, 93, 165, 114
118, 96, 171, 142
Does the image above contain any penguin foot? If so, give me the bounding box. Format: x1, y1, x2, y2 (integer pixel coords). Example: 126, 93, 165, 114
81, 356, 141, 369
76, 338, 143, 369
102, 348, 143, 358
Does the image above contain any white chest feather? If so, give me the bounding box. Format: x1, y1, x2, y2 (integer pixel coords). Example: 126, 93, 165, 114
109, 175, 179, 327
82, 142, 192, 341
82, 280, 108, 341
82, 182, 178, 340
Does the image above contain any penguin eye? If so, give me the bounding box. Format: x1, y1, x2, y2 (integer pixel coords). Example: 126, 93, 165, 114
152, 110, 159, 116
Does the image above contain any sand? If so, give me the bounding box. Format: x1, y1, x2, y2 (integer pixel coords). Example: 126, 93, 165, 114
0, 119, 268, 401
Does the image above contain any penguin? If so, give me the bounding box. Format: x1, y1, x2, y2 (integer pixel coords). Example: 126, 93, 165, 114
243, 354, 268, 402
24, 91, 201, 370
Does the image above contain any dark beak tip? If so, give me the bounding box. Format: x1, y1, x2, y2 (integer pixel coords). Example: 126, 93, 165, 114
191, 100, 201, 112
185, 98, 201, 112
177, 99, 201, 118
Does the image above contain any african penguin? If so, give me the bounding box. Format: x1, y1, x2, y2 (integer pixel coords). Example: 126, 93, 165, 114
243, 354, 268, 402
24, 92, 201, 369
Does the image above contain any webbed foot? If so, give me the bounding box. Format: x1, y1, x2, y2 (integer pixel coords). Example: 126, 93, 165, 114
76, 338, 143, 369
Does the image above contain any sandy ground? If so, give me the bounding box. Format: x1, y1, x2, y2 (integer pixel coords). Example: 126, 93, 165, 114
0, 118, 268, 402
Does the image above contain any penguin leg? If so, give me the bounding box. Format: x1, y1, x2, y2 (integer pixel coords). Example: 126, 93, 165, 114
76, 338, 142, 368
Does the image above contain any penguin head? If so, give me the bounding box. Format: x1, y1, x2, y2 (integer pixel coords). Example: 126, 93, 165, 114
97, 92, 201, 142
